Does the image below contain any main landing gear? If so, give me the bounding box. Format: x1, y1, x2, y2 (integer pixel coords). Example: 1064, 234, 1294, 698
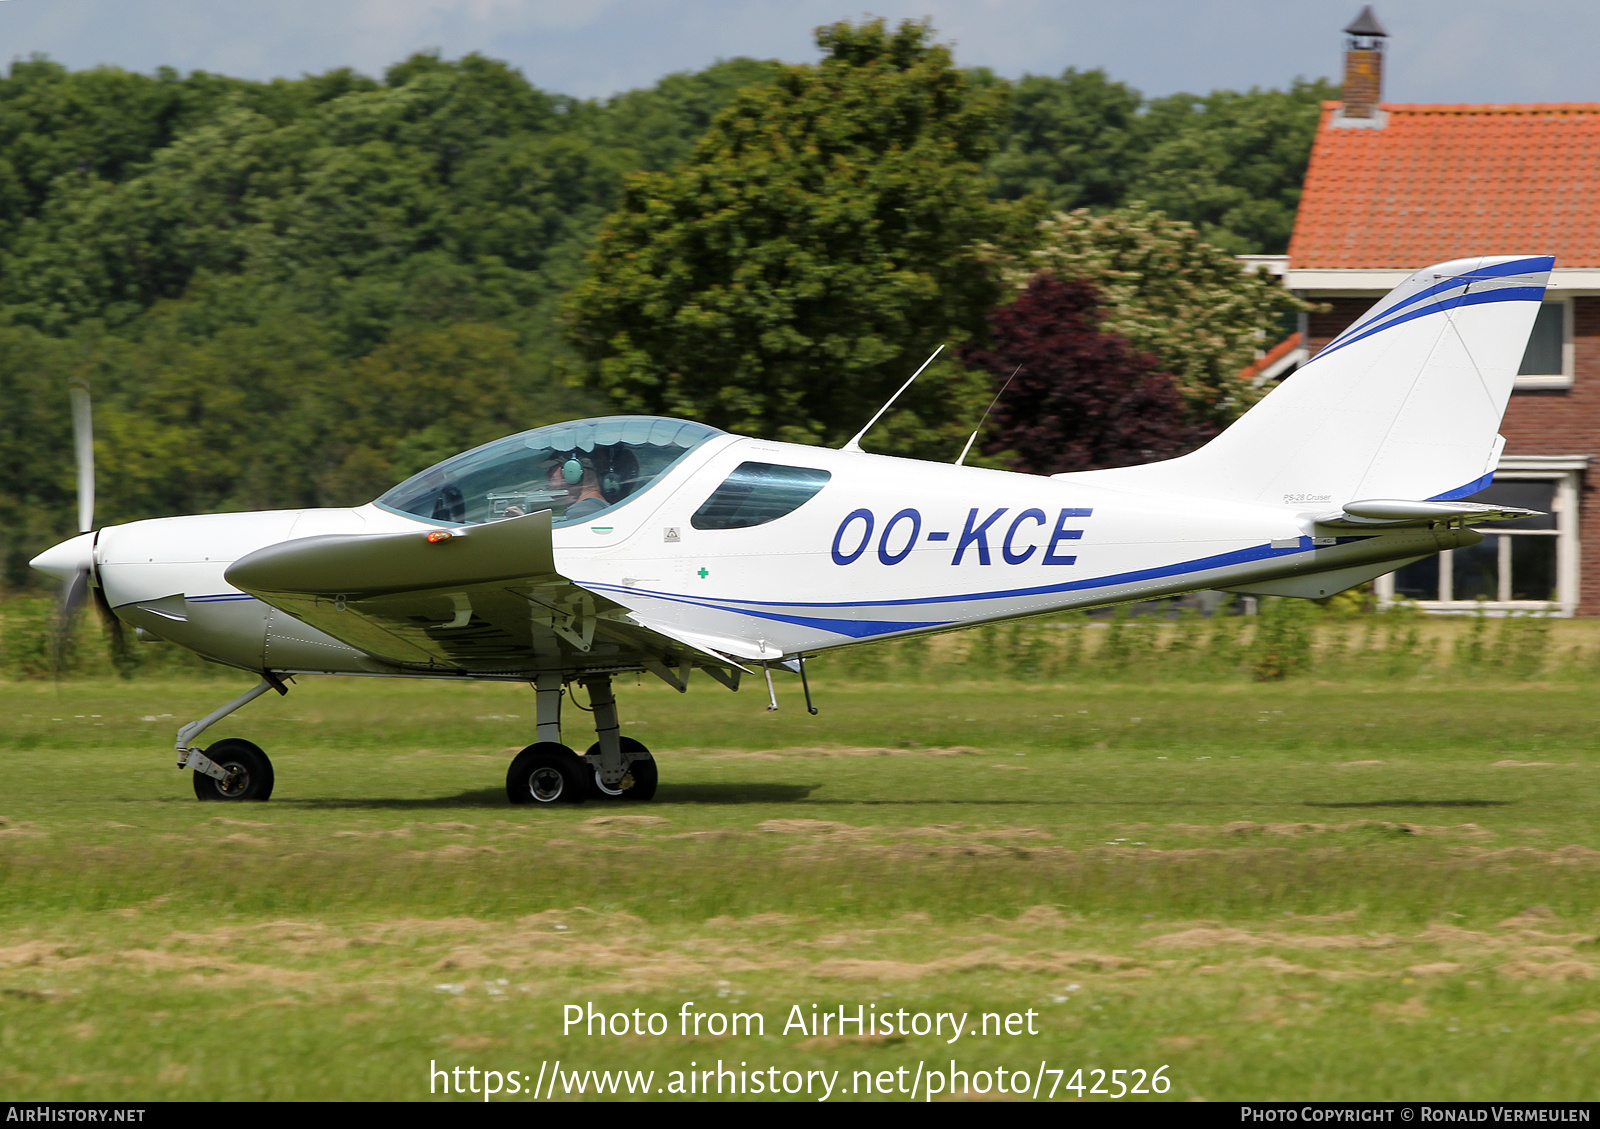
170, 669, 655, 806
505, 672, 656, 805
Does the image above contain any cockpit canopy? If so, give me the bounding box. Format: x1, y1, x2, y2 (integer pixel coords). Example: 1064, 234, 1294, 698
375, 416, 724, 527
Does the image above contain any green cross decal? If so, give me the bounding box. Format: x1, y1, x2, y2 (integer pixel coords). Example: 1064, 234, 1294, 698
697, 567, 709, 579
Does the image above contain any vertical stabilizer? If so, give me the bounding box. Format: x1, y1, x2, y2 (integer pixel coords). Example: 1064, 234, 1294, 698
1063, 255, 1553, 507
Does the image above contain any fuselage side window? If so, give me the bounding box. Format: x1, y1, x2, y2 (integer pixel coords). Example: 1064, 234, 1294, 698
691, 462, 831, 530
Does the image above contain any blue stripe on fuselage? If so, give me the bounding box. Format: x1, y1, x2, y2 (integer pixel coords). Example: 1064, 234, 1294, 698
586, 538, 1322, 636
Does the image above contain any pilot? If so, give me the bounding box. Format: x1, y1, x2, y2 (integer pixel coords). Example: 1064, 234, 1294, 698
546, 455, 609, 520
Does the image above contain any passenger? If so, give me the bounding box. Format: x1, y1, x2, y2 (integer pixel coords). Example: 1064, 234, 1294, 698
546, 456, 609, 520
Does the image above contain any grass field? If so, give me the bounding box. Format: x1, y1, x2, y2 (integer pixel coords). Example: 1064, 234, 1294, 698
4, 656, 1600, 1101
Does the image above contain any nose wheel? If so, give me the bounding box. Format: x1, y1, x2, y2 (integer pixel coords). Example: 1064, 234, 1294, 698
586, 737, 657, 801
190, 738, 275, 801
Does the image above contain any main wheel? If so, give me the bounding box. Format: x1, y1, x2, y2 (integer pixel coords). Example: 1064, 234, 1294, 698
191, 738, 275, 802
506, 742, 586, 805
586, 738, 658, 801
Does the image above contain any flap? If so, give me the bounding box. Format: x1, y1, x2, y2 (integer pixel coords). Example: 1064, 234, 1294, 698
623, 616, 759, 668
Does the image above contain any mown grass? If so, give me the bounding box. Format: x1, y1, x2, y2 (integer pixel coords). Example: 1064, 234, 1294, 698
3, 656, 1600, 1102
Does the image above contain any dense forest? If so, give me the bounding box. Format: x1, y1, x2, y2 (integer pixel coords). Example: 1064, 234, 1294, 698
0, 20, 1332, 588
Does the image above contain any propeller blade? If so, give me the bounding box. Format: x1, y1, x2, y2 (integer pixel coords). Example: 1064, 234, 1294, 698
90, 580, 130, 670
52, 565, 90, 676
68, 377, 94, 533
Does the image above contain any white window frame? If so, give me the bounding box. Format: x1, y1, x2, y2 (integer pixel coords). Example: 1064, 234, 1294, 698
1374, 456, 1586, 617
1513, 299, 1574, 390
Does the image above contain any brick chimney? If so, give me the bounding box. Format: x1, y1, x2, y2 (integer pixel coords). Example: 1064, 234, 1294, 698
1340, 5, 1388, 120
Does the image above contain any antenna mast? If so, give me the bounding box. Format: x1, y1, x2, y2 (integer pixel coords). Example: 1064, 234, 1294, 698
955, 365, 1021, 466
841, 344, 945, 452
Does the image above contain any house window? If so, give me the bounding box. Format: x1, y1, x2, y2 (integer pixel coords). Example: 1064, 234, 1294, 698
1377, 464, 1582, 615
1514, 300, 1571, 389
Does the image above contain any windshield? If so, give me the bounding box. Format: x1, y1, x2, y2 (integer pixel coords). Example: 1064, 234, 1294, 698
375, 416, 724, 527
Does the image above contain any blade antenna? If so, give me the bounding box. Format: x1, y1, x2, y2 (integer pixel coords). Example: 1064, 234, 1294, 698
841, 344, 944, 452
956, 365, 1022, 466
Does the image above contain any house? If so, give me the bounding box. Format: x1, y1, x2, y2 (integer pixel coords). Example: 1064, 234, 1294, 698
1276, 7, 1600, 615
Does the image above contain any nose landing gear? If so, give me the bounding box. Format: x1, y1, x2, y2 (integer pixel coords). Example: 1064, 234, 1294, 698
175, 675, 287, 802
189, 738, 275, 801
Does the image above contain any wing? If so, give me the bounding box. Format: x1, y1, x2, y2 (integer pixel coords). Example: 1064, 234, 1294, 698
225, 510, 748, 682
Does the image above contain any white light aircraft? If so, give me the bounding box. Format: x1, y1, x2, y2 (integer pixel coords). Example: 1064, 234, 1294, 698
29, 255, 1552, 805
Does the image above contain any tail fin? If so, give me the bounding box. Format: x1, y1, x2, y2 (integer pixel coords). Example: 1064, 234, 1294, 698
1066, 255, 1553, 507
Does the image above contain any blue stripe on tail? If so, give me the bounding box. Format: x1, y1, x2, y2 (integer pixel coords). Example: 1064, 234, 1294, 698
1429, 472, 1494, 501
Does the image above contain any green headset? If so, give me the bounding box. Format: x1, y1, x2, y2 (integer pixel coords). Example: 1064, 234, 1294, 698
557, 451, 625, 500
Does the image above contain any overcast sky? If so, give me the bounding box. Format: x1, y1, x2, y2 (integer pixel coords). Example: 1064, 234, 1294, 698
0, 0, 1589, 104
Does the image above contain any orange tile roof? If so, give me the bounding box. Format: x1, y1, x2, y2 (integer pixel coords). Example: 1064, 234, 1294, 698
1240, 331, 1302, 381
1289, 101, 1600, 269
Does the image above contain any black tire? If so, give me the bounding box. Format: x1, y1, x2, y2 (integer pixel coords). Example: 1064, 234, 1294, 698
191, 738, 274, 802
586, 738, 657, 801
506, 742, 586, 805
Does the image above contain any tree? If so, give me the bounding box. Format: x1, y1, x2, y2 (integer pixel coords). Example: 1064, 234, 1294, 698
987, 68, 1145, 212
982, 203, 1310, 427
0, 325, 80, 587
318, 321, 561, 504
0, 58, 261, 238
1129, 79, 1335, 253
0, 51, 785, 588
582, 58, 784, 174
962, 273, 1212, 475
984, 72, 1332, 254
564, 18, 1016, 454
0, 45, 1337, 591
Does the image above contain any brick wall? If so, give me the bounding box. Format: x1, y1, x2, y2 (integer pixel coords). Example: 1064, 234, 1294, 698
1341, 50, 1382, 118
1305, 298, 1373, 354
1307, 295, 1600, 614
1501, 297, 1600, 613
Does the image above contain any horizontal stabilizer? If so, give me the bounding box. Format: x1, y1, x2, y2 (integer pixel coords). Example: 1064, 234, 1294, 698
227, 511, 556, 597
1315, 498, 1543, 529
